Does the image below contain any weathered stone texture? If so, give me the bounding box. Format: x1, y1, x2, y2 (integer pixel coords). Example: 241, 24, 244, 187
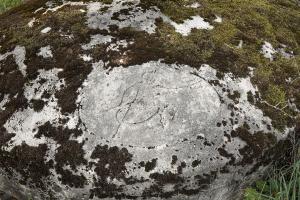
0, 0, 299, 199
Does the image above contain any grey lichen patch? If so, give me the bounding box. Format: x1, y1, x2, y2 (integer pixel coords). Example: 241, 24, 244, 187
0, 94, 10, 111
81, 34, 114, 50
106, 39, 134, 52
27, 17, 37, 27
163, 15, 213, 36
261, 41, 295, 61
261, 41, 276, 61
86, 0, 162, 34
40, 27, 51, 34
41, 1, 87, 15
37, 45, 53, 58
4, 68, 65, 148
86, 0, 213, 35
0, 46, 27, 76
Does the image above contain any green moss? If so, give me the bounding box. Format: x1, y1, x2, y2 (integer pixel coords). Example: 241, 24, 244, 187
140, 0, 198, 23
156, 22, 211, 66
252, 56, 300, 129
254, 67, 273, 86
148, 0, 299, 130
211, 22, 238, 46
275, 27, 298, 51
0, 0, 22, 13
265, 85, 286, 106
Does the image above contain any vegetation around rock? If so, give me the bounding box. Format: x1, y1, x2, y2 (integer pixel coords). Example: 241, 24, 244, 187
0, 0, 299, 199
0, 0, 21, 13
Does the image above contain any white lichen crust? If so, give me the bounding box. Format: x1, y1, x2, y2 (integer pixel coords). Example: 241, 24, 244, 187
0, 0, 296, 199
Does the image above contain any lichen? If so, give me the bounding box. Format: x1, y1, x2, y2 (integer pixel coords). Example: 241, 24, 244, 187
0, 0, 299, 199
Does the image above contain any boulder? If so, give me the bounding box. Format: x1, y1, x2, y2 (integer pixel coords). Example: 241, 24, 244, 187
0, 0, 299, 199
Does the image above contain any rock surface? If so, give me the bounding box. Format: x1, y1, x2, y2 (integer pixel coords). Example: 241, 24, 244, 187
0, 0, 299, 199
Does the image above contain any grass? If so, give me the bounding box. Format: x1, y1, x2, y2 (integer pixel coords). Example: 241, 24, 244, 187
245, 160, 300, 200
244, 135, 300, 200
0, 0, 22, 13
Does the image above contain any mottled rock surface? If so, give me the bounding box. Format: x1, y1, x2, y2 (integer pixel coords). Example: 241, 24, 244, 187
0, 0, 299, 199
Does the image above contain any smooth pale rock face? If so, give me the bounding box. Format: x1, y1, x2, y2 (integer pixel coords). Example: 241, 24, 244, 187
0, 0, 296, 200
80, 62, 221, 146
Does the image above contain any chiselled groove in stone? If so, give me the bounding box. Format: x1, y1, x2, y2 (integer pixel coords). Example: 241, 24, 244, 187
113, 86, 140, 138
131, 107, 160, 125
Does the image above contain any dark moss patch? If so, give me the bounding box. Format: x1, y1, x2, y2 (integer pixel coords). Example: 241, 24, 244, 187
228, 90, 241, 104
0, 0, 47, 29
246, 118, 300, 174
150, 171, 184, 185
140, 0, 199, 23
140, 158, 158, 172
171, 155, 178, 165
194, 170, 218, 190
0, 55, 19, 74
177, 161, 186, 174
218, 147, 235, 165
35, 121, 82, 144
55, 52, 92, 114
107, 164, 214, 198
0, 143, 51, 188
208, 46, 247, 76
143, 170, 218, 198
231, 125, 277, 166
30, 99, 45, 112
0, 190, 18, 200
191, 159, 201, 167
90, 145, 132, 179
105, 27, 167, 68
55, 140, 87, 171
89, 145, 133, 199
0, 68, 26, 99
55, 167, 87, 188
203, 139, 214, 147
84, 0, 113, 4
0, 93, 28, 128
0, 127, 15, 147
247, 91, 255, 104
1, 4, 94, 115
90, 181, 123, 199
54, 139, 87, 187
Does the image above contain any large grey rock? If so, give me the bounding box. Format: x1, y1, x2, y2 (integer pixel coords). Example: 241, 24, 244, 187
0, 0, 298, 199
